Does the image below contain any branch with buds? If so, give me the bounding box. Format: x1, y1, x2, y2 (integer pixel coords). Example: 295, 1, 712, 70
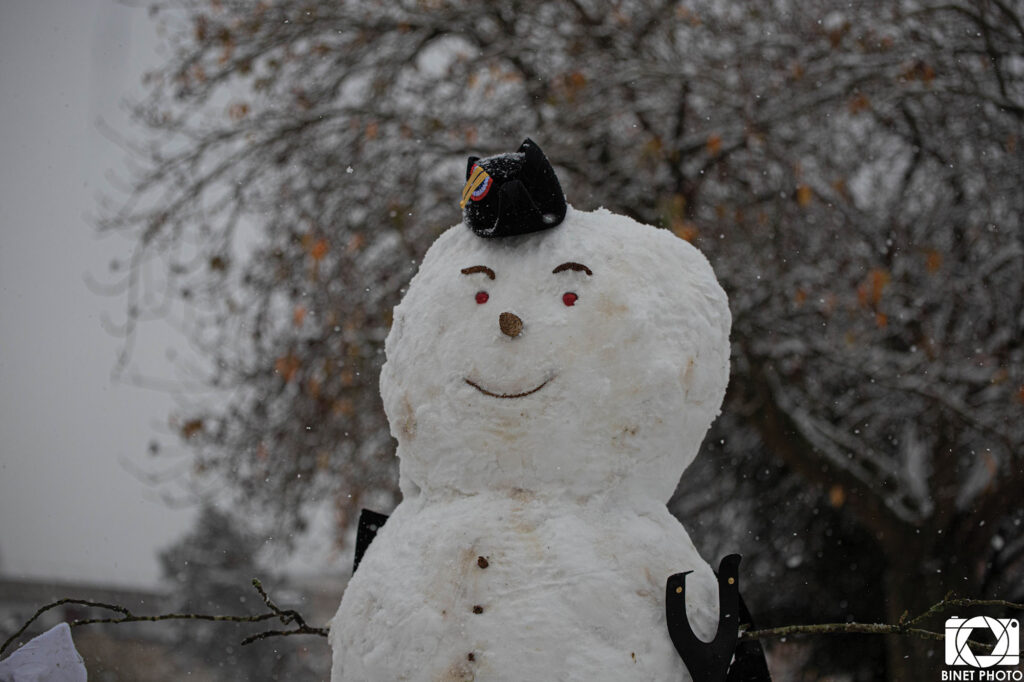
0, 578, 326, 658
741, 594, 1024, 654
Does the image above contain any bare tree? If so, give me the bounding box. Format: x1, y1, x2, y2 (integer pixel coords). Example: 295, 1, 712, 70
103, 1, 1024, 677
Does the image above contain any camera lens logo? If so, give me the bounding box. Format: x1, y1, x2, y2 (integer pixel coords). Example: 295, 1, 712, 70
945, 617, 1020, 668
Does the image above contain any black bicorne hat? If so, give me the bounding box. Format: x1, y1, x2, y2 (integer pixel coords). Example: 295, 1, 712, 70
460, 138, 567, 238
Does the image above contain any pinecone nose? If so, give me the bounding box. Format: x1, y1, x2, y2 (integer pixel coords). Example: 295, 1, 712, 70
499, 312, 523, 338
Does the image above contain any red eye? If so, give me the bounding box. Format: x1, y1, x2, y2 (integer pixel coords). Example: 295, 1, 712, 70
562, 292, 578, 306
475, 291, 489, 304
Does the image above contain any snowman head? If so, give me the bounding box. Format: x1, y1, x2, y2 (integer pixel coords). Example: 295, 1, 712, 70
381, 141, 731, 502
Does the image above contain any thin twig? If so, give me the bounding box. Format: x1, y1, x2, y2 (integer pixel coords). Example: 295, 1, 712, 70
0, 579, 327, 658
742, 594, 1024, 655
742, 622, 957, 646
2, 599, 131, 658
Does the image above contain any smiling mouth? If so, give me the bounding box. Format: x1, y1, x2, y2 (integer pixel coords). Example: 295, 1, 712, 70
464, 377, 552, 399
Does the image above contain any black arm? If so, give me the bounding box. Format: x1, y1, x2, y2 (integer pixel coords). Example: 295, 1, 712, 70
352, 509, 389, 573
666, 554, 744, 682
726, 588, 772, 682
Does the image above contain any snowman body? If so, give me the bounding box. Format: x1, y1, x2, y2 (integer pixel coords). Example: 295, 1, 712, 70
331, 207, 732, 681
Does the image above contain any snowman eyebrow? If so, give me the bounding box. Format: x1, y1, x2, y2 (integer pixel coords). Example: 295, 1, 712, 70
552, 262, 592, 276
461, 265, 495, 280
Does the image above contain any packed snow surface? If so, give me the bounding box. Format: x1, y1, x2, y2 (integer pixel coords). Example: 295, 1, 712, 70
331, 207, 731, 681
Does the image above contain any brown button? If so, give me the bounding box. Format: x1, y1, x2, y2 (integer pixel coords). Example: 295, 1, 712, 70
472, 605, 484, 614
477, 556, 489, 569
499, 312, 523, 338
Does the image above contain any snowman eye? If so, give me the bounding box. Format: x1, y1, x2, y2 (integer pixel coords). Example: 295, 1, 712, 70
562, 292, 578, 307
476, 291, 490, 304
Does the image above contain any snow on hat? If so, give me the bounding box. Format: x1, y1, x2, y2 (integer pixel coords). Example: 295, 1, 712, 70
460, 138, 567, 238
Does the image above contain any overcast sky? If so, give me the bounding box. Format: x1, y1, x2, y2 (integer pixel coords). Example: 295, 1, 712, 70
0, 1, 197, 589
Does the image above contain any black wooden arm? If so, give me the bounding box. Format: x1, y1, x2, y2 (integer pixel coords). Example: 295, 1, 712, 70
726, 587, 771, 682
667, 554, 742, 682
352, 509, 390, 573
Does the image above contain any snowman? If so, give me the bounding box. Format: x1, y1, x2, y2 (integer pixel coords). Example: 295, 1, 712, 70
330, 139, 733, 681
